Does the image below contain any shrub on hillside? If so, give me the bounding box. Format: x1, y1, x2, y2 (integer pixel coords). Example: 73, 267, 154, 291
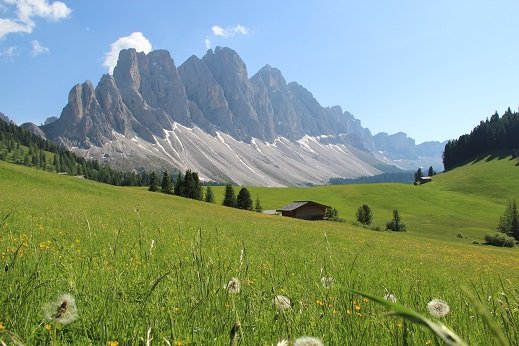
386, 209, 406, 232
484, 233, 516, 247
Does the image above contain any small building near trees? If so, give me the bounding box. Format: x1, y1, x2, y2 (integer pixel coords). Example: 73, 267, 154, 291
419, 176, 432, 184
276, 201, 330, 220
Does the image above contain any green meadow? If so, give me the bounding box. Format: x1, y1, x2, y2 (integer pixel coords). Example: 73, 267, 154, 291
1, 157, 518, 345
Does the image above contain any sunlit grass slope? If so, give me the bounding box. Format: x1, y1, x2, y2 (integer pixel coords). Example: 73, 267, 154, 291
1, 158, 518, 345
223, 156, 519, 242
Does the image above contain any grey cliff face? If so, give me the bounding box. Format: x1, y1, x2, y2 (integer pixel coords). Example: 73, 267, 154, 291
38, 46, 445, 184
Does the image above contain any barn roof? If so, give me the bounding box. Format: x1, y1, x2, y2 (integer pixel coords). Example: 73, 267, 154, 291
276, 201, 330, 212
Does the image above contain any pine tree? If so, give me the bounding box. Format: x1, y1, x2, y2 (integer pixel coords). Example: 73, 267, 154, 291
222, 183, 236, 207
414, 168, 423, 182
205, 186, 215, 203
428, 166, 434, 177
148, 171, 159, 192
236, 187, 253, 210
161, 171, 172, 194
356, 204, 373, 225
254, 195, 263, 213
386, 209, 406, 232
174, 172, 183, 196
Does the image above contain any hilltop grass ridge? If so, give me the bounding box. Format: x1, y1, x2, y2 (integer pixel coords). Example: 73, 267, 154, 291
0, 156, 518, 344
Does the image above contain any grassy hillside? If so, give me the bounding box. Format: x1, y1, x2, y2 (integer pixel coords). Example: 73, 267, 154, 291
0, 158, 518, 345
218, 156, 519, 242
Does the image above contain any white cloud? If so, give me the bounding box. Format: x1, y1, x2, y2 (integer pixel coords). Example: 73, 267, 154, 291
0, 45, 18, 61
30, 39, 48, 56
211, 24, 249, 38
0, 0, 71, 39
204, 37, 211, 49
102, 32, 152, 74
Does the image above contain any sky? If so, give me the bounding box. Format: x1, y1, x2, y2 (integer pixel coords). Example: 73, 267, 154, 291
1, 1, 519, 144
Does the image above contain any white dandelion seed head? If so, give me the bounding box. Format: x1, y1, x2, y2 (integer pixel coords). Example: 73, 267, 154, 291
276, 340, 289, 346
384, 293, 397, 303
294, 336, 324, 346
225, 278, 241, 294
43, 293, 78, 325
427, 299, 450, 318
273, 295, 292, 310
320, 276, 334, 289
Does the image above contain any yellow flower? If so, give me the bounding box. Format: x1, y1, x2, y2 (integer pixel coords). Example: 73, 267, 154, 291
354, 303, 361, 311
44, 324, 52, 332
362, 297, 369, 303
346, 309, 352, 315
175, 339, 184, 346
425, 340, 432, 345
0, 322, 5, 330
316, 299, 325, 306
108, 341, 119, 346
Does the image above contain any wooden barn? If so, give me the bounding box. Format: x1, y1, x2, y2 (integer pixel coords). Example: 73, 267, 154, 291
276, 201, 330, 220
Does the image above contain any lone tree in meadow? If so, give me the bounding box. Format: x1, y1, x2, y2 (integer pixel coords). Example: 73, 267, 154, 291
148, 171, 158, 192
386, 209, 406, 232
205, 186, 215, 203
223, 183, 236, 207
497, 199, 519, 240
356, 204, 373, 226
161, 171, 172, 194
254, 195, 263, 213
236, 187, 253, 210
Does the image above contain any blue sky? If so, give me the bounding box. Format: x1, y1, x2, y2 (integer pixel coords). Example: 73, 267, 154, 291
1, 1, 519, 144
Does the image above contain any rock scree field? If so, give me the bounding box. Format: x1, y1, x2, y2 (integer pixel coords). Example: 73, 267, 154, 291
1, 157, 519, 345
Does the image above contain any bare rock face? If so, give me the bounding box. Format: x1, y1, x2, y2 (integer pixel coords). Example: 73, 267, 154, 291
0, 112, 11, 124
178, 55, 233, 134
39, 46, 444, 184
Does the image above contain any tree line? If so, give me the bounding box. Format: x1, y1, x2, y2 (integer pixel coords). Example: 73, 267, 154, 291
443, 108, 519, 170
0, 119, 151, 186
150, 172, 263, 212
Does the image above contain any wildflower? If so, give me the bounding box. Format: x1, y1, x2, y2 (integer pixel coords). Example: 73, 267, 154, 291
273, 295, 292, 310
320, 276, 334, 289
427, 299, 450, 318
384, 293, 397, 303
362, 297, 369, 303
43, 293, 78, 325
108, 341, 119, 346
44, 324, 52, 332
294, 336, 324, 346
276, 340, 289, 346
0, 322, 5, 331
225, 278, 241, 294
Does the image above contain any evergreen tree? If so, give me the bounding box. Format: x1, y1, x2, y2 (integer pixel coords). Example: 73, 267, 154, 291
386, 209, 406, 232
497, 199, 519, 240
222, 183, 236, 207
205, 186, 215, 203
254, 195, 263, 213
356, 204, 373, 225
414, 168, 423, 182
161, 171, 172, 194
173, 172, 183, 196
428, 166, 434, 177
236, 187, 253, 210
148, 171, 159, 192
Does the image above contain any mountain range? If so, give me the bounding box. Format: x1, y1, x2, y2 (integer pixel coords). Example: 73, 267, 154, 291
19, 47, 445, 186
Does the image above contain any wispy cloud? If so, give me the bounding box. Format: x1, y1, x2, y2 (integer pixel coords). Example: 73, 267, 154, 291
0, 45, 18, 61
0, 0, 71, 39
103, 32, 152, 74
211, 24, 249, 38
31, 39, 48, 56
204, 37, 211, 49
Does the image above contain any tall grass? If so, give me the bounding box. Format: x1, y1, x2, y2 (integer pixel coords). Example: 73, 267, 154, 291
1, 160, 519, 344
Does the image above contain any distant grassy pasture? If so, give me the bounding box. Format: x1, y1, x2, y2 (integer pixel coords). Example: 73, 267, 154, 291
0, 158, 518, 345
